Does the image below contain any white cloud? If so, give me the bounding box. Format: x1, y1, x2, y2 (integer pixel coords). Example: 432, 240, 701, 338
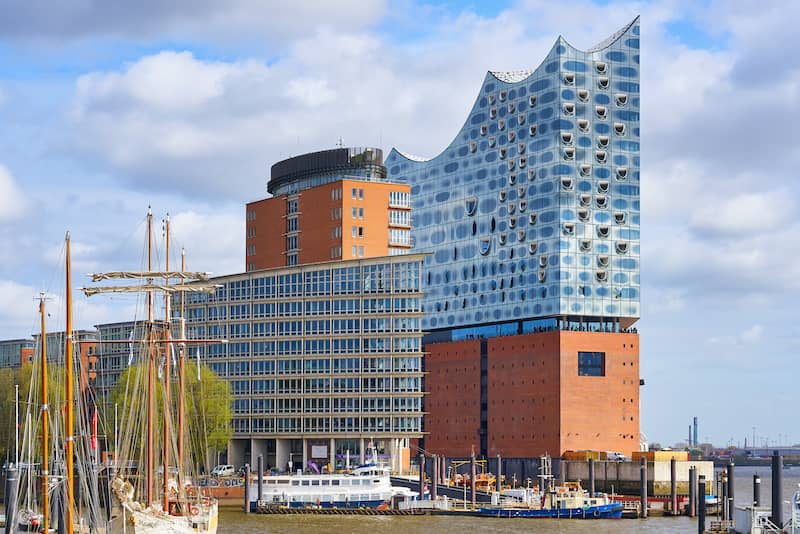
690, 191, 792, 236
168, 210, 244, 277
0, 279, 40, 337
0, 165, 27, 221
739, 324, 763, 343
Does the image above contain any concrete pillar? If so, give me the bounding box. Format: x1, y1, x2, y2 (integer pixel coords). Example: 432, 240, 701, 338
698, 475, 706, 534
771, 451, 783, 529
431, 454, 438, 500
275, 439, 290, 473
688, 466, 696, 517
418, 454, 425, 500
5, 466, 18, 534
302, 438, 308, 472
360, 438, 366, 463
330, 438, 336, 472
244, 463, 250, 514
257, 455, 263, 503
588, 458, 595, 498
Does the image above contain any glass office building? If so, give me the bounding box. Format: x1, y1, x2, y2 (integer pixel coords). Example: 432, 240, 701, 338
386, 17, 640, 334
179, 254, 426, 470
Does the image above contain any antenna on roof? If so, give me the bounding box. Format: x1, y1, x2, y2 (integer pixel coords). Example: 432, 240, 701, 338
336, 136, 344, 148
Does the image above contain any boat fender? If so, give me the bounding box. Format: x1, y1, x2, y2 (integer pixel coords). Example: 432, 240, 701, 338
593, 509, 600, 518
190, 505, 201, 516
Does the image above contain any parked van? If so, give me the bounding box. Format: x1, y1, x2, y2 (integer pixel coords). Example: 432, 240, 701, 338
211, 464, 235, 477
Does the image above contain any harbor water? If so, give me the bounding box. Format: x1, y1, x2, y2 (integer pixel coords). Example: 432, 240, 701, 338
217, 465, 800, 534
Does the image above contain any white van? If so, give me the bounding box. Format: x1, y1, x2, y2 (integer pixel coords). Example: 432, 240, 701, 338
211, 464, 235, 477
606, 452, 629, 461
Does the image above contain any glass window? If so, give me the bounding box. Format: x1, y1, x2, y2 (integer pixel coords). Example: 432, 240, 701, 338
578, 351, 605, 376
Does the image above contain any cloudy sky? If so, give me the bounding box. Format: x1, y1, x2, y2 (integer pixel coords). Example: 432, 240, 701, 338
0, 0, 797, 447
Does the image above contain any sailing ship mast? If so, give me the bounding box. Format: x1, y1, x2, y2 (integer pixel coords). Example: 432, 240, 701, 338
81, 207, 221, 517
147, 207, 156, 507
178, 247, 186, 495
162, 213, 172, 513
38, 294, 50, 534
65, 232, 75, 534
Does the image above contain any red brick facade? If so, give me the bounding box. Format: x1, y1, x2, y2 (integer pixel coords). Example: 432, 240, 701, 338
423, 330, 640, 458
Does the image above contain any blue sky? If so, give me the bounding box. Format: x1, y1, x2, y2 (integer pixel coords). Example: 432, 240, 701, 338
0, 0, 798, 448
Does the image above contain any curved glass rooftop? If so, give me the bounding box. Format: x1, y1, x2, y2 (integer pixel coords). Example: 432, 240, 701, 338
268, 147, 388, 196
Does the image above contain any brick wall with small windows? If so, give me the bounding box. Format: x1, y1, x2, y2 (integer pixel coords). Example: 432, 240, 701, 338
423, 330, 640, 459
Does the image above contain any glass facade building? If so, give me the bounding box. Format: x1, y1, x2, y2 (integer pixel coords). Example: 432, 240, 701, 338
178, 254, 426, 469
385, 18, 640, 333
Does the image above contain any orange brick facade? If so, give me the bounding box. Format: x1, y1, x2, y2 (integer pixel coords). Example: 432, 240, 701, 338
423, 330, 640, 458
245, 179, 411, 270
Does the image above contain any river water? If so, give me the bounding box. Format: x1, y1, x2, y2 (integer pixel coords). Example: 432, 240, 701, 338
218, 466, 800, 534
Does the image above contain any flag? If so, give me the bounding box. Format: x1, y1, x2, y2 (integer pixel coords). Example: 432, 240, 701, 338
91, 407, 98, 450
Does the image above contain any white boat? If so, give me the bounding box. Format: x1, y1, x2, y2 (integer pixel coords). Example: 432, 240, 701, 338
248, 464, 414, 510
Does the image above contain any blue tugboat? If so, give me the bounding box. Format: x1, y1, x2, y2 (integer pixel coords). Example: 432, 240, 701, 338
476, 456, 623, 519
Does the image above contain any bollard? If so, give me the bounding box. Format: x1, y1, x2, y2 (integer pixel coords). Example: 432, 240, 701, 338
257, 455, 264, 505
721, 471, 728, 521
726, 462, 734, 519
753, 473, 761, 507
244, 463, 250, 514
470, 452, 476, 509
689, 466, 697, 517
588, 458, 595, 498
698, 475, 706, 534
5, 466, 18, 534
432, 455, 438, 501
496, 454, 502, 494
639, 456, 648, 518
771, 451, 783, 529
670, 457, 677, 516
418, 454, 425, 500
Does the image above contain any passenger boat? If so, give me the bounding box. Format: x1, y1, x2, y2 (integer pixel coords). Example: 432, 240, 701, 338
476, 483, 623, 519
248, 464, 414, 510
476, 456, 622, 519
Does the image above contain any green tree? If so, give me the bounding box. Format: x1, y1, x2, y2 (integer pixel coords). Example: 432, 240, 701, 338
108, 361, 232, 472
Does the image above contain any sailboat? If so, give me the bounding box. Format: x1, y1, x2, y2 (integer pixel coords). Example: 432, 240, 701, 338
82, 208, 223, 533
